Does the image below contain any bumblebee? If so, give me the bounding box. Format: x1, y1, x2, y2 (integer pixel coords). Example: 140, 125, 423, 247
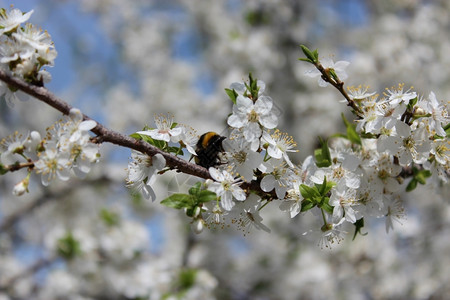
195, 132, 226, 168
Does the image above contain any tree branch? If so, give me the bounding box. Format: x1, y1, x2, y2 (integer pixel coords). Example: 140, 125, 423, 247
0, 70, 211, 180
0, 176, 111, 233
0, 71, 272, 197
0, 256, 56, 292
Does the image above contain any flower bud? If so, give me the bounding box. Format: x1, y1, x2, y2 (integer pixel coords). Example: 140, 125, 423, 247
193, 206, 202, 218
191, 218, 205, 234
13, 176, 29, 196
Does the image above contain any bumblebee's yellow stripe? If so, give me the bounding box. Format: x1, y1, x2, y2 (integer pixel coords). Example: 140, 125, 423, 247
201, 132, 218, 149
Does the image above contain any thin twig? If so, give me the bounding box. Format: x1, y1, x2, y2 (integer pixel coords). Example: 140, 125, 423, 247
2, 161, 34, 172
314, 62, 363, 117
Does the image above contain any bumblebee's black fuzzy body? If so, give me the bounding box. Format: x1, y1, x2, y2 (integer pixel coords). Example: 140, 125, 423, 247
195, 132, 226, 168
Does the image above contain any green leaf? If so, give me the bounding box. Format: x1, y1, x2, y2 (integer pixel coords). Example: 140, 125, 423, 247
319, 198, 333, 214
132, 131, 166, 148
0, 163, 8, 175
186, 207, 196, 217
248, 72, 259, 99
342, 113, 361, 145
444, 122, 450, 137
300, 45, 318, 64
188, 182, 202, 196
161, 194, 194, 209
314, 138, 332, 167
406, 178, 418, 192
415, 169, 431, 185
300, 199, 315, 212
130, 132, 142, 139
167, 146, 183, 155
299, 184, 320, 199
197, 190, 217, 203
330, 133, 348, 139
407, 97, 418, 111
177, 268, 197, 290
352, 218, 367, 240
298, 57, 313, 63
315, 178, 336, 196
312, 49, 319, 61
57, 233, 82, 260
317, 176, 328, 195
225, 88, 239, 104
99, 208, 120, 227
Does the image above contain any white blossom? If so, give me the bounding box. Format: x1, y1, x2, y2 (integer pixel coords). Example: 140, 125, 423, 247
136, 114, 182, 142
207, 167, 246, 211
126, 151, 166, 201
0, 8, 33, 35
227, 94, 278, 143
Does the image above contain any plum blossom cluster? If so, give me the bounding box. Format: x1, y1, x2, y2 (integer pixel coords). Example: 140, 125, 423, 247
37, 211, 218, 300
0, 7, 57, 107
127, 75, 300, 236
127, 48, 448, 247
0, 108, 100, 195
299, 45, 449, 246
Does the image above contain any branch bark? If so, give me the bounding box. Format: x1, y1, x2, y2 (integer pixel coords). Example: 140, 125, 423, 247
0, 69, 211, 180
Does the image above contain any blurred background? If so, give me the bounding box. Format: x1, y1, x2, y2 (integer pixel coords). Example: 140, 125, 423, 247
0, 0, 449, 299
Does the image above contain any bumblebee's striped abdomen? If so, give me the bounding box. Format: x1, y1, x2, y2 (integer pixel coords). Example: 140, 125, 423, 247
195, 132, 226, 168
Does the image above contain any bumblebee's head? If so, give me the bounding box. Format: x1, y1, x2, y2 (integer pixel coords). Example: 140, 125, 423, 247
195, 132, 226, 168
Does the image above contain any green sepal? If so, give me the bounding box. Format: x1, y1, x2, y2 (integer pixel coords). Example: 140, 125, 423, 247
225, 88, 238, 104
314, 137, 332, 167
352, 218, 367, 240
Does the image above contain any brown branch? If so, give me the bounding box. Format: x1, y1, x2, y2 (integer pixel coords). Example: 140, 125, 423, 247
0, 69, 211, 180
